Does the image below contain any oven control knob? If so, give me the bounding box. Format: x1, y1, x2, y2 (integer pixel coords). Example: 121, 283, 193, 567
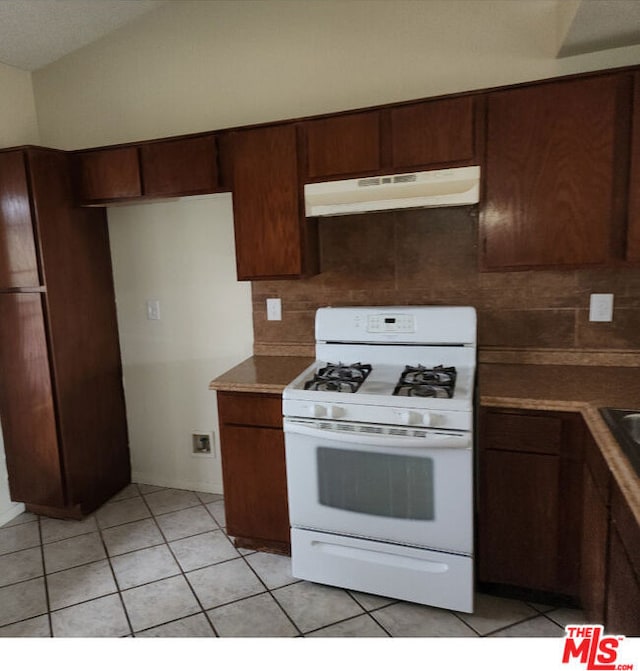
329, 405, 345, 419
311, 404, 327, 418
398, 410, 418, 424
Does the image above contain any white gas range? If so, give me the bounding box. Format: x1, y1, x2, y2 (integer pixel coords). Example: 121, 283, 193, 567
282, 305, 477, 613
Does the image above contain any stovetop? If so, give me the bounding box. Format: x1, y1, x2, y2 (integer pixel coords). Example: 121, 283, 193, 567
283, 306, 477, 430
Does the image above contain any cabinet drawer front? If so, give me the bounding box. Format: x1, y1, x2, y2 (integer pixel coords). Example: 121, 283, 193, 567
482, 410, 562, 454
217, 391, 282, 428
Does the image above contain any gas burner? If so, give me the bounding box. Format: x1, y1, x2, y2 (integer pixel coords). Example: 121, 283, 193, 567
393, 365, 456, 398
304, 362, 372, 393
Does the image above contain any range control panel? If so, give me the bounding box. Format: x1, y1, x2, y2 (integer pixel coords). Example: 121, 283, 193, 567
365, 313, 416, 334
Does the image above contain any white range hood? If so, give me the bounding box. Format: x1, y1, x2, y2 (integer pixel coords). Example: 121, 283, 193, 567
304, 165, 480, 217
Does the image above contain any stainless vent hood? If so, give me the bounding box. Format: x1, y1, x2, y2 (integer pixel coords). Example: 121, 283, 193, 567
304, 165, 480, 217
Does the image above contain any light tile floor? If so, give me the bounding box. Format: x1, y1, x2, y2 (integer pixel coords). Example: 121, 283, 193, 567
0, 484, 589, 637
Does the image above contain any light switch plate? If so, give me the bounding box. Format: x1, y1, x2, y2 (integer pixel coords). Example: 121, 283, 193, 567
589, 294, 614, 322
146, 299, 161, 320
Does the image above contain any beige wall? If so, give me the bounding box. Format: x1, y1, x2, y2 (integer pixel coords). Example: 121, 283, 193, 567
0, 62, 39, 522
25, 0, 640, 493
0, 62, 39, 148
32, 0, 640, 150
107, 195, 252, 493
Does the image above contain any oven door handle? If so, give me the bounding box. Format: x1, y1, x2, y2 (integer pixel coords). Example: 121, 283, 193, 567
283, 419, 472, 450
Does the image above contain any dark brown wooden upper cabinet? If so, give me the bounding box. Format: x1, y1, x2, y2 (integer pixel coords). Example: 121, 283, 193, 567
480, 73, 632, 271
627, 73, 640, 262
389, 96, 477, 170
0, 151, 41, 289
76, 146, 142, 203
75, 135, 219, 204
303, 110, 381, 180
231, 124, 317, 280
140, 135, 218, 197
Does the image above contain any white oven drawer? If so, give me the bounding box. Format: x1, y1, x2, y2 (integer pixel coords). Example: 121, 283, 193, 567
291, 528, 474, 613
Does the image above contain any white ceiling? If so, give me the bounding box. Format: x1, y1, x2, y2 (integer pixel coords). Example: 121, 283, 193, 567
0, 0, 167, 71
559, 0, 640, 57
0, 0, 638, 72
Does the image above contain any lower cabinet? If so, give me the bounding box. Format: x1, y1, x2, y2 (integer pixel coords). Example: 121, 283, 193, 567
479, 404, 640, 635
478, 407, 583, 600
216, 391, 290, 554
606, 483, 640, 635
580, 432, 611, 624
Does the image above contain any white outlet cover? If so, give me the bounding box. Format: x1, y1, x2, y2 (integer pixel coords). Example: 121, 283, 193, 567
589, 293, 614, 322
267, 298, 282, 321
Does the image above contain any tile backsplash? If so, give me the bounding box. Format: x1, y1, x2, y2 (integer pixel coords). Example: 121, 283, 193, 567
252, 207, 640, 363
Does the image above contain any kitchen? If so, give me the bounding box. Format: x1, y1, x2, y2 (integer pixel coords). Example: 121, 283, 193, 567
1, 0, 640, 651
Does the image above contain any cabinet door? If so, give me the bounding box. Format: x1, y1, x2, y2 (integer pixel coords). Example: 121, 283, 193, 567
607, 530, 640, 635
231, 124, 309, 279
28, 149, 130, 511
219, 424, 290, 547
478, 408, 583, 597
606, 485, 640, 635
0, 293, 65, 507
481, 74, 630, 270
479, 448, 560, 591
304, 111, 381, 180
140, 135, 218, 197
0, 151, 40, 289
627, 73, 640, 262
76, 146, 142, 203
390, 96, 476, 170
580, 463, 609, 623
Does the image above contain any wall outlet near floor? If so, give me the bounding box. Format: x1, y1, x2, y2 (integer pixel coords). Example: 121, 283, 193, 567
589, 293, 614, 322
266, 297, 282, 321
192, 432, 215, 457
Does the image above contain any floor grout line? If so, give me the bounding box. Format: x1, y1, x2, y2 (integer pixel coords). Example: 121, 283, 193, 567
0, 483, 586, 638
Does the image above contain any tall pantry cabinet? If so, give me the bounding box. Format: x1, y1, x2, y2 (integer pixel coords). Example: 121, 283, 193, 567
0, 147, 129, 518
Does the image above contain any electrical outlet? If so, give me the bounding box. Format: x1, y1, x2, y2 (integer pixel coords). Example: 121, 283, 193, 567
589, 294, 614, 322
192, 432, 214, 457
266, 298, 282, 321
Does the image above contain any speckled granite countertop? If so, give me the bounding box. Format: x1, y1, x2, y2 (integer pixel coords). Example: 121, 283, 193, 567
210, 356, 640, 525
209, 356, 314, 394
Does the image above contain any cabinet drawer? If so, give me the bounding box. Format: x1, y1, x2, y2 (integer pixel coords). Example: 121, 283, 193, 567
217, 391, 282, 428
482, 410, 562, 455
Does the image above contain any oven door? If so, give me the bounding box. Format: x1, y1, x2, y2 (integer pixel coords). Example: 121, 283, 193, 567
284, 418, 473, 555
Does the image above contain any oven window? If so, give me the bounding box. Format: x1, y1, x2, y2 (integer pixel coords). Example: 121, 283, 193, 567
317, 447, 434, 520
